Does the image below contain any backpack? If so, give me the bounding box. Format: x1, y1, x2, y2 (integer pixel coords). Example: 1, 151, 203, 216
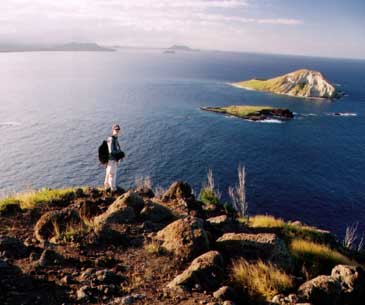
98, 140, 109, 164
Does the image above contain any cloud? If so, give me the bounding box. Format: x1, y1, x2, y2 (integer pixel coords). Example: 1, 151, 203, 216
0, 0, 302, 45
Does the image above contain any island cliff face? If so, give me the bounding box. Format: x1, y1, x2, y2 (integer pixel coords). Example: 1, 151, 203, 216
232, 69, 341, 99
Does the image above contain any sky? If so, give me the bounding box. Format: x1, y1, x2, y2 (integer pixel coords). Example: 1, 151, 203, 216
0, 0, 364, 59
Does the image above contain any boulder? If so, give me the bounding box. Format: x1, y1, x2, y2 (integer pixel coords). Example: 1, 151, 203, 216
115, 190, 145, 214
92, 223, 128, 246
38, 249, 64, 267
79, 268, 97, 282
206, 215, 236, 234
167, 251, 224, 291
95, 269, 125, 284
331, 264, 365, 305
297, 275, 342, 305
34, 207, 83, 242
79, 200, 102, 220
156, 216, 210, 261
93, 191, 144, 229
213, 286, 237, 301
140, 202, 174, 223
136, 186, 155, 198
216, 233, 291, 268
162, 181, 194, 202
0, 235, 28, 259
0, 202, 22, 216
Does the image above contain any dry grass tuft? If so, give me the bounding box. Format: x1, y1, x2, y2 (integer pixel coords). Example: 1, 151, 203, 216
290, 239, 355, 278
231, 258, 293, 301
248, 215, 285, 228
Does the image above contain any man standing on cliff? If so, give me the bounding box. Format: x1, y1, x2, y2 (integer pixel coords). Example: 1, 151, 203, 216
104, 124, 123, 192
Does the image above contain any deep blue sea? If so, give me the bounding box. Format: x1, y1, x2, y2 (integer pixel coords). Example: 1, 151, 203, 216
1, 49, 365, 238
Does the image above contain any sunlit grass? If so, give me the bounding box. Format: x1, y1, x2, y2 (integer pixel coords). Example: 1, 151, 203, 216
247, 215, 285, 228
232, 70, 314, 96
231, 258, 293, 302
241, 215, 331, 244
215, 105, 274, 117
289, 239, 355, 278
0, 187, 84, 211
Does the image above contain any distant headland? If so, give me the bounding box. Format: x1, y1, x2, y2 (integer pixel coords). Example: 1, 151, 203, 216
0, 42, 115, 53
232, 69, 342, 99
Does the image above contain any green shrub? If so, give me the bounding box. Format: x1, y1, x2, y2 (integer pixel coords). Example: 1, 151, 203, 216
199, 188, 220, 205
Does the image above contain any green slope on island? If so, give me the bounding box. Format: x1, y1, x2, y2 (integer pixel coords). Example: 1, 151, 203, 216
201, 105, 293, 121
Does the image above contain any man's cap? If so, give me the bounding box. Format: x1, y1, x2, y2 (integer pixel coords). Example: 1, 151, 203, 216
112, 124, 121, 131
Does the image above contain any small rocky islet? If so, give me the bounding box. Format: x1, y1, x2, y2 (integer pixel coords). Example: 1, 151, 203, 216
232, 69, 342, 99
1, 182, 364, 305
201, 105, 294, 122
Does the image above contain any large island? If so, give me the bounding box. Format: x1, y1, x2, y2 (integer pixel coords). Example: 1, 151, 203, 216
232, 69, 341, 99
201, 105, 294, 121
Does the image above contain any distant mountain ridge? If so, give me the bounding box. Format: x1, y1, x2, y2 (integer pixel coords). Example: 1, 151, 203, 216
232, 69, 341, 99
0, 42, 114, 52
167, 45, 200, 52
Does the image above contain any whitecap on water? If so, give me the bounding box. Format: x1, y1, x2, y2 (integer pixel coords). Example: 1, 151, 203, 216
327, 112, 357, 117
257, 119, 283, 124
301, 113, 318, 117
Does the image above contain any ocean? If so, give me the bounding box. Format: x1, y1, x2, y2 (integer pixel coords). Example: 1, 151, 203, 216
1, 49, 365, 238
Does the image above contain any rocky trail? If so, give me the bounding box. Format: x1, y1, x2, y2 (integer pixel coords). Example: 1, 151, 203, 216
0, 182, 364, 305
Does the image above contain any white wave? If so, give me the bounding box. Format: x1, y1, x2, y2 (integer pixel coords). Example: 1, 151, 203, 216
225, 115, 237, 119
327, 112, 357, 117
257, 119, 283, 124
0, 121, 21, 127
301, 113, 318, 117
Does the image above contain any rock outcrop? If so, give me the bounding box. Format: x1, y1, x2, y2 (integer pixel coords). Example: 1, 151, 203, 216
167, 251, 224, 291
0, 235, 28, 259
155, 216, 210, 261
34, 207, 83, 242
2, 181, 364, 305
140, 201, 175, 223
93, 191, 144, 228
162, 181, 194, 202
297, 275, 342, 305
331, 265, 365, 305
216, 232, 291, 269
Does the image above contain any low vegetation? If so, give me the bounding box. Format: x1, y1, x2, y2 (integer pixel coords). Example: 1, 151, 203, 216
199, 169, 221, 205
0, 187, 80, 211
244, 215, 331, 244
231, 258, 293, 302
343, 222, 364, 252
57, 222, 91, 243
233, 78, 285, 93
228, 164, 248, 217
289, 239, 355, 278
205, 105, 273, 117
